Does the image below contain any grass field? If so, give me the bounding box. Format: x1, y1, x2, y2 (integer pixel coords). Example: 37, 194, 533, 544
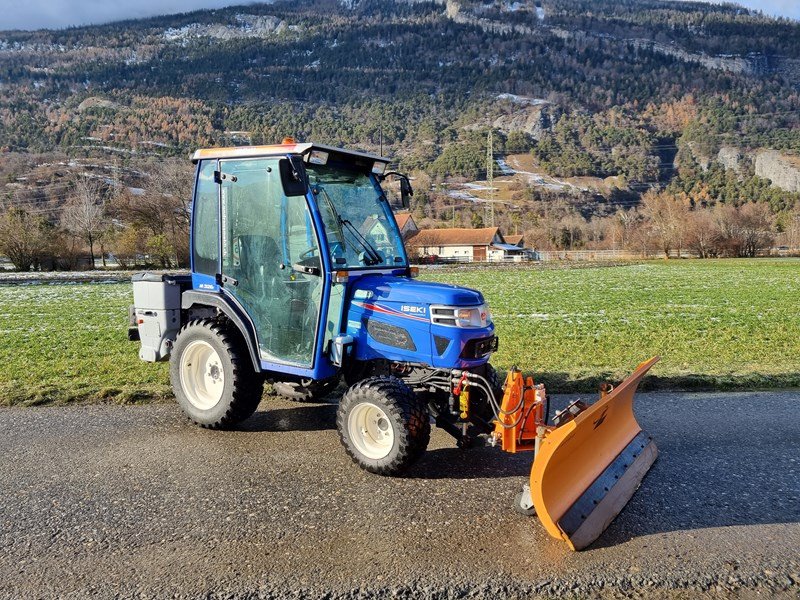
1, 259, 799, 406
424, 259, 800, 391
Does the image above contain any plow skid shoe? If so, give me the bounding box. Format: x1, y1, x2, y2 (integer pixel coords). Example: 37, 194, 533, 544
530, 357, 660, 550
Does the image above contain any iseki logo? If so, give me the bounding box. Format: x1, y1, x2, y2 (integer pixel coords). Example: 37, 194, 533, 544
400, 305, 426, 314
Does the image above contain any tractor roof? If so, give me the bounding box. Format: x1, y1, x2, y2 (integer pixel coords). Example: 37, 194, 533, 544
191, 142, 390, 166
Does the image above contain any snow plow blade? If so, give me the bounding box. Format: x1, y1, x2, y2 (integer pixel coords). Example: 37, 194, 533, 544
530, 357, 660, 550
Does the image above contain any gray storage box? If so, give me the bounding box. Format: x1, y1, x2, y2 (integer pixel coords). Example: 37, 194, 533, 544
131, 273, 191, 362
132, 272, 188, 310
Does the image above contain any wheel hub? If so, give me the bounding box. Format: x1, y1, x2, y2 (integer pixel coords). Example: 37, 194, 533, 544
348, 402, 395, 460
180, 339, 225, 410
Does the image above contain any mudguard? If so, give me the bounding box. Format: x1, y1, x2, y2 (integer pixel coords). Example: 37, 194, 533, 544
530, 357, 660, 550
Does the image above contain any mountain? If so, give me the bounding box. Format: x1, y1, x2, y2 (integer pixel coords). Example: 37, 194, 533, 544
1, 0, 799, 256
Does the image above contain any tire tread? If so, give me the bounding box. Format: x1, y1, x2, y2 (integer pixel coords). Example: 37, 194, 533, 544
336, 376, 430, 476
170, 318, 263, 429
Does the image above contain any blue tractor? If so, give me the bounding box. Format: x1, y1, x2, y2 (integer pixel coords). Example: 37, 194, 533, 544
131, 140, 501, 475
131, 140, 661, 550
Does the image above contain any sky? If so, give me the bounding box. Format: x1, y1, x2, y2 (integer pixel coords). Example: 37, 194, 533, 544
0, 0, 247, 31
0, 0, 797, 31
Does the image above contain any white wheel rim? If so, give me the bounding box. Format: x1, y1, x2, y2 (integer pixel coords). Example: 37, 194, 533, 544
180, 340, 225, 410
347, 402, 395, 460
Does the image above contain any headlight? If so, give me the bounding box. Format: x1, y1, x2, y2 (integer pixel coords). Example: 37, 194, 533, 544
431, 303, 491, 328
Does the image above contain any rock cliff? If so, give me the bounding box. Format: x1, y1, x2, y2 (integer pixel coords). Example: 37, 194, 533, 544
755, 150, 800, 192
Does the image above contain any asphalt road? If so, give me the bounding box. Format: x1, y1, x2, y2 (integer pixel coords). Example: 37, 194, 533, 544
1, 390, 798, 599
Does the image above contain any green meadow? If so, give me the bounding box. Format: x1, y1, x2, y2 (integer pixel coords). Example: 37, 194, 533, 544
1, 259, 798, 406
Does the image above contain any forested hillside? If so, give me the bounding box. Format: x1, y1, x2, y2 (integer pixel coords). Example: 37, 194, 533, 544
1, 0, 800, 266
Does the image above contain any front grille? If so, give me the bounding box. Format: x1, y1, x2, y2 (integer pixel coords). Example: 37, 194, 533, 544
430, 306, 457, 326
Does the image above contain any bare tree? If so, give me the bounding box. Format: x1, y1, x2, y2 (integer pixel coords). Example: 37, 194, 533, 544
777, 206, 800, 251
714, 203, 775, 257
684, 208, 720, 258
0, 206, 55, 271
61, 177, 108, 269
110, 159, 193, 268
148, 159, 193, 267
640, 190, 688, 258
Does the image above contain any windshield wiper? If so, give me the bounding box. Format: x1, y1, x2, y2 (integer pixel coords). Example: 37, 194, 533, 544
340, 218, 383, 266
315, 185, 347, 248
314, 185, 382, 266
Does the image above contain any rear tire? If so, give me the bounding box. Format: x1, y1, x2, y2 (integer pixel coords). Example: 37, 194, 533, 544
169, 319, 263, 429
337, 376, 430, 476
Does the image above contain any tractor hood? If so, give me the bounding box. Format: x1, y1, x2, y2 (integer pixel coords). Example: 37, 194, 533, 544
346, 273, 495, 369
350, 274, 485, 307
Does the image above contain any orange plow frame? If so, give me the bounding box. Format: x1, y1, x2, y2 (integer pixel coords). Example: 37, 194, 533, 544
492, 357, 660, 550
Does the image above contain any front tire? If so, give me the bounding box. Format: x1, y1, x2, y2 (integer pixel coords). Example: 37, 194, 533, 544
337, 376, 430, 476
169, 319, 263, 429
470, 363, 504, 430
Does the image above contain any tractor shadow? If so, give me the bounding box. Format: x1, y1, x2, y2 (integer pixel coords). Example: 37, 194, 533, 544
402, 390, 800, 546
239, 403, 337, 432
407, 443, 532, 480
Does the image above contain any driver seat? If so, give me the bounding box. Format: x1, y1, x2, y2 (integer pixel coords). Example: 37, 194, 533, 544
238, 234, 287, 302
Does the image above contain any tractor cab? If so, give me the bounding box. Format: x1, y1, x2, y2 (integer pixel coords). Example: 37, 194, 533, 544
186, 141, 496, 390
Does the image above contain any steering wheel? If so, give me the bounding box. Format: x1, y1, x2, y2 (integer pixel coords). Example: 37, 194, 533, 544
299, 246, 319, 260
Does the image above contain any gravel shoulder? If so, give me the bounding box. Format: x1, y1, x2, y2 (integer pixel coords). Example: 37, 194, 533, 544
0, 390, 798, 599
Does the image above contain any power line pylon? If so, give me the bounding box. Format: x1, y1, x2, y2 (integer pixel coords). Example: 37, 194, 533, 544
485, 130, 495, 228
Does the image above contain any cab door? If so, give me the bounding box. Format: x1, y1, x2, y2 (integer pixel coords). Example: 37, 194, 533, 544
218, 157, 324, 367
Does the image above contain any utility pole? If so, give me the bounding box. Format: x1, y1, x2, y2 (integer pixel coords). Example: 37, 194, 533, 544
485, 130, 495, 228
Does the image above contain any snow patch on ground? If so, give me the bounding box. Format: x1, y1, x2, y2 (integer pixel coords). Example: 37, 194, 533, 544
446, 190, 485, 203
495, 159, 516, 176
494, 312, 550, 319
164, 13, 287, 42
496, 93, 549, 106
444, 181, 501, 203
502, 155, 588, 191
0, 270, 147, 283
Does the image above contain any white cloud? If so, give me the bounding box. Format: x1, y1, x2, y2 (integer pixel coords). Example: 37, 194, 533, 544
702, 0, 800, 20
0, 0, 253, 31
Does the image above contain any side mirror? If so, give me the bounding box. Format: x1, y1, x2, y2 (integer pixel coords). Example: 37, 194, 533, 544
399, 176, 413, 209
381, 171, 413, 209
279, 156, 308, 197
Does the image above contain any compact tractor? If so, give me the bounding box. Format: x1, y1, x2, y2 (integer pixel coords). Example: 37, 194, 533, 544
129, 140, 658, 550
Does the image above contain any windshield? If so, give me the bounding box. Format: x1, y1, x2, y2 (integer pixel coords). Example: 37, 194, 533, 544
307, 164, 407, 270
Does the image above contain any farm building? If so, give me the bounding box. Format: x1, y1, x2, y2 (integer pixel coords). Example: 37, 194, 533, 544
392, 212, 419, 239
405, 227, 534, 262
505, 234, 524, 247
362, 212, 419, 250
